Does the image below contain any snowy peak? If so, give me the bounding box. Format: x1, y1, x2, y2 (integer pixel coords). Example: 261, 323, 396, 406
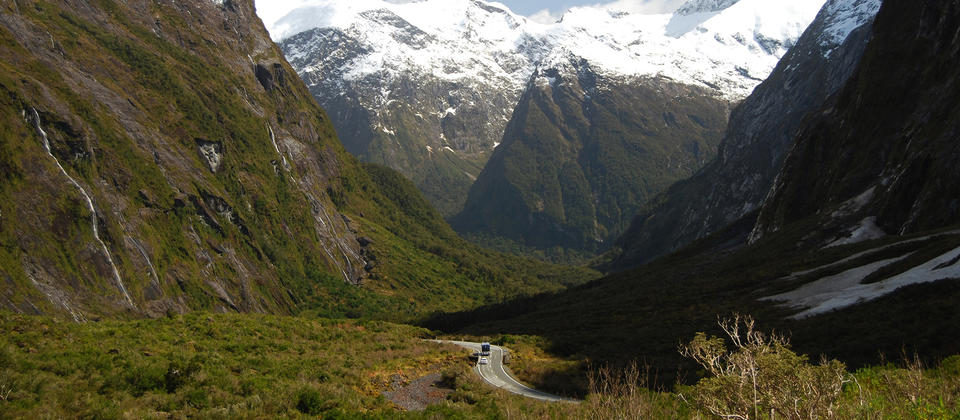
674, 0, 741, 15
268, 0, 526, 43
817, 0, 882, 54
268, 0, 825, 100
268, 0, 827, 214
278, 0, 540, 89
548, 0, 824, 98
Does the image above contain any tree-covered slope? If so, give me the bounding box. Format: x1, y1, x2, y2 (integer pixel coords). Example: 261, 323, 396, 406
452, 61, 729, 255
0, 0, 595, 321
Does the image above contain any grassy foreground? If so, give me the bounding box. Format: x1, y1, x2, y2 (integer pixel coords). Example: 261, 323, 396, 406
2, 312, 958, 419
0, 312, 466, 418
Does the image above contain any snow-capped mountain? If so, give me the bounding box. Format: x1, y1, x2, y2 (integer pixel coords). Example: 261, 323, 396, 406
266, 0, 824, 215
271, 0, 824, 99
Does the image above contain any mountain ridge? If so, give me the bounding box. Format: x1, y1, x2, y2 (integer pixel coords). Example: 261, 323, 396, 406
751, 0, 960, 244
611, 0, 881, 268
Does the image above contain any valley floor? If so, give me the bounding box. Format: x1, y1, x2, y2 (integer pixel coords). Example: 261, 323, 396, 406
1, 311, 958, 418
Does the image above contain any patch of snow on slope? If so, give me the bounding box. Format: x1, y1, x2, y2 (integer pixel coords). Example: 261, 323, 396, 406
826, 216, 886, 247
763, 246, 960, 319
788, 230, 960, 278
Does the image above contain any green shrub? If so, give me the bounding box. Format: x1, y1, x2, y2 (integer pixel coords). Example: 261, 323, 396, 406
680, 314, 851, 419
164, 359, 200, 393
183, 387, 208, 409
940, 355, 960, 377
296, 387, 333, 415
124, 364, 165, 397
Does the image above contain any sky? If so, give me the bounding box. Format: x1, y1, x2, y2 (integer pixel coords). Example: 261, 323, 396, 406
504, 0, 687, 23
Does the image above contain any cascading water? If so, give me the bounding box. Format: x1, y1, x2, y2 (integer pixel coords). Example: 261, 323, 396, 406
267, 125, 289, 170
128, 237, 159, 287
29, 108, 135, 307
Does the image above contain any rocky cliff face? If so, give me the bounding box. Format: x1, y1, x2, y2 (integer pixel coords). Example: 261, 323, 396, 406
452, 58, 730, 253
612, 0, 881, 268
751, 0, 960, 245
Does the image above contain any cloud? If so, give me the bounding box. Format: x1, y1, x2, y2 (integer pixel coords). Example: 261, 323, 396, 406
597, 0, 687, 14
255, 0, 315, 30
523, 0, 686, 23
529, 8, 563, 24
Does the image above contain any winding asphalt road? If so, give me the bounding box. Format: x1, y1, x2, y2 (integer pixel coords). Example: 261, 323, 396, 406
431, 340, 575, 402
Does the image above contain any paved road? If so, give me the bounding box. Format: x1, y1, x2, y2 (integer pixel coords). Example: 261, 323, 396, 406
431, 340, 575, 402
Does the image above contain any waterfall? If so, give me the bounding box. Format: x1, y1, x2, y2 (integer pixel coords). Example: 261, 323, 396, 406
267, 125, 289, 170
29, 108, 135, 307
129, 237, 160, 287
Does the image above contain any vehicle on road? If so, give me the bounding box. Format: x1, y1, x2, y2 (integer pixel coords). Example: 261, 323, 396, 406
433, 340, 574, 402
481, 342, 491, 356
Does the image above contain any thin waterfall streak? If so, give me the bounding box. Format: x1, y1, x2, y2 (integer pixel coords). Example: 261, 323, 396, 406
30, 108, 134, 307
130, 237, 160, 286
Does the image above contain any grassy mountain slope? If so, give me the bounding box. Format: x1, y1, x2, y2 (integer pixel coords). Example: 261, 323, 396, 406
0, 0, 595, 321
435, 219, 960, 388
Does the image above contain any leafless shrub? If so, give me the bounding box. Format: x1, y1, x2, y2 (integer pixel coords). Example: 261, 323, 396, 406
580, 361, 667, 419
